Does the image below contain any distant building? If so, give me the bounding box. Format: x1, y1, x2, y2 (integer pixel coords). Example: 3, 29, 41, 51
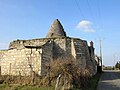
0, 19, 97, 76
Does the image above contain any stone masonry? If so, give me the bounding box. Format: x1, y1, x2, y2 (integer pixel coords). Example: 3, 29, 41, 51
0, 19, 97, 76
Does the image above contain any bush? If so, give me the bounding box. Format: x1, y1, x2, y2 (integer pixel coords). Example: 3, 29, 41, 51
0, 56, 92, 89
42, 56, 92, 89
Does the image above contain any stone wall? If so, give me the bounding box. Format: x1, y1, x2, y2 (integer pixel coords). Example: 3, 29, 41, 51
52, 37, 66, 59
71, 38, 97, 75
41, 41, 53, 75
66, 38, 72, 56
0, 38, 67, 76
71, 38, 89, 69
0, 37, 97, 76
2, 18, 98, 76
88, 46, 96, 75
9, 38, 51, 49
0, 48, 42, 76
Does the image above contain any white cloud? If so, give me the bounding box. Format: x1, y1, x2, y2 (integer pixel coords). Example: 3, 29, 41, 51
76, 20, 95, 33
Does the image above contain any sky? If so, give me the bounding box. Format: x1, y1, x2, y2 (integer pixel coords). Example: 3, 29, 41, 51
0, 0, 120, 66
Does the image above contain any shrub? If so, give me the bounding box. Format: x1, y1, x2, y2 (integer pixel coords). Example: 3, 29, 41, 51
42, 56, 92, 89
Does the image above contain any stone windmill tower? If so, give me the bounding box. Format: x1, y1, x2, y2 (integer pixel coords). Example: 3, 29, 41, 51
46, 19, 66, 38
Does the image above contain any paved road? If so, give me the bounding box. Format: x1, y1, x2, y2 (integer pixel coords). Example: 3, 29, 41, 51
97, 70, 120, 90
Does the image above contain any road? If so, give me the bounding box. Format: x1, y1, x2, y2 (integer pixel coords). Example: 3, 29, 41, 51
97, 70, 120, 90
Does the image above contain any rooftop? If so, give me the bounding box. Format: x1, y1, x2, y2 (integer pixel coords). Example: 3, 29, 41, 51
46, 19, 66, 38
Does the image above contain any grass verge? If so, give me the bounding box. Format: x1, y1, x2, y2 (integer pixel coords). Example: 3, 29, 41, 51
85, 72, 103, 90
0, 84, 54, 90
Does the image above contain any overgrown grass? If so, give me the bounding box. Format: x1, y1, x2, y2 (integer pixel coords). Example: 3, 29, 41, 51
0, 56, 99, 90
0, 72, 102, 90
0, 84, 54, 90
86, 72, 103, 90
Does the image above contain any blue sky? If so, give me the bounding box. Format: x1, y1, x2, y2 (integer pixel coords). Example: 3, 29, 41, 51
0, 0, 120, 66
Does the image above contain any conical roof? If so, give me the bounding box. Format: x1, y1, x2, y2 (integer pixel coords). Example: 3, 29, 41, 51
46, 19, 66, 38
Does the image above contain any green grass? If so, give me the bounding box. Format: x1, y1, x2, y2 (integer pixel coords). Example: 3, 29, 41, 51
86, 72, 103, 90
0, 84, 54, 90
0, 72, 103, 90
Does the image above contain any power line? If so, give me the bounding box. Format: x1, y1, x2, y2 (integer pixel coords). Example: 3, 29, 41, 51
100, 38, 103, 68
97, 0, 104, 32
86, 0, 94, 20
74, 0, 86, 19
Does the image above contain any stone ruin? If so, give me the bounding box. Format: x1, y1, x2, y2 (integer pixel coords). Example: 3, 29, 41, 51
0, 19, 97, 76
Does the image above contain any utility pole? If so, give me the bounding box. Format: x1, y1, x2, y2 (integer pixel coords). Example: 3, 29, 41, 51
114, 54, 116, 70
100, 39, 103, 70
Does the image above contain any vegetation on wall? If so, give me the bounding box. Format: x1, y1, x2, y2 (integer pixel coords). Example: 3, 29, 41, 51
0, 56, 94, 90
43, 56, 92, 89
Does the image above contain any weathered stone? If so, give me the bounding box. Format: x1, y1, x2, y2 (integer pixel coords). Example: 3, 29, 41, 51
0, 19, 97, 76
46, 19, 66, 38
